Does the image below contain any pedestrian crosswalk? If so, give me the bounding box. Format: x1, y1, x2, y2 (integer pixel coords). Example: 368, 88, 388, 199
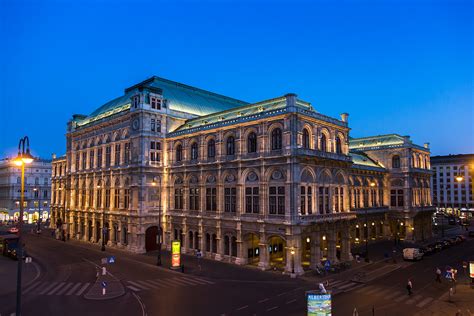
354, 285, 434, 308
125, 276, 215, 292
23, 281, 91, 296
324, 278, 364, 295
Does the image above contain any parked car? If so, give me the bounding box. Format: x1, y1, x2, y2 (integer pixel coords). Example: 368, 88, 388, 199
403, 248, 424, 261
449, 236, 461, 245
420, 244, 435, 255
426, 243, 439, 253
434, 242, 444, 251
7, 227, 19, 234
442, 239, 454, 247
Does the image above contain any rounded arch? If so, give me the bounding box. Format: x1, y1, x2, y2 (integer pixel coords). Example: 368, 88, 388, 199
121, 129, 129, 140
334, 170, 347, 184
241, 168, 260, 184
300, 167, 315, 183
267, 122, 284, 150
390, 178, 404, 187
319, 128, 330, 152
265, 167, 286, 182
112, 131, 120, 142
186, 173, 200, 185
204, 173, 217, 184
392, 154, 401, 168
317, 168, 332, 184
246, 129, 258, 153
222, 170, 237, 184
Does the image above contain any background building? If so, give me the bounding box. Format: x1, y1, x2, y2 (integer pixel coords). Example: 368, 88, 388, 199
51, 76, 434, 274
0, 157, 52, 222
431, 154, 474, 216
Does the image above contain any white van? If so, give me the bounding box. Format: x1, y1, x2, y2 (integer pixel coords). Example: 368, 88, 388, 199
403, 248, 423, 261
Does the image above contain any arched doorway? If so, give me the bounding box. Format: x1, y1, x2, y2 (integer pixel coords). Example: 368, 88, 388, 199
268, 236, 286, 268
145, 226, 158, 252
245, 233, 260, 265
95, 221, 101, 243
104, 222, 110, 243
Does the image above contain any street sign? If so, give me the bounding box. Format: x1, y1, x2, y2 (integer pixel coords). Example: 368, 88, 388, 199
101, 281, 107, 288
324, 260, 331, 271
25, 257, 32, 263
171, 240, 181, 268
107, 256, 115, 264
101, 258, 107, 265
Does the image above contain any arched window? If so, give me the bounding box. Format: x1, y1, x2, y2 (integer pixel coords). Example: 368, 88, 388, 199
418, 155, 423, 169
207, 139, 215, 158
302, 129, 310, 149
191, 142, 198, 160
226, 136, 235, 156
320, 133, 327, 152
392, 155, 401, 168
247, 132, 257, 153
271, 128, 282, 150
176, 144, 182, 162
335, 136, 342, 154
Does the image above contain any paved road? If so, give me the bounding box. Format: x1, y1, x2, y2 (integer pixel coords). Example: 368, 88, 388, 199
1, 225, 472, 316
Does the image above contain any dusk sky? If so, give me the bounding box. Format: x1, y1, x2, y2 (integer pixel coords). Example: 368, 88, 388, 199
1, 0, 472, 159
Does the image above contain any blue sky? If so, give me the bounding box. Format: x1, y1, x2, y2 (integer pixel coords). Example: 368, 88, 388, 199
0, 0, 472, 158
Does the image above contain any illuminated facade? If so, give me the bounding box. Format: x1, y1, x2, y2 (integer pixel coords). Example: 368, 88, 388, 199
51, 76, 434, 274
0, 158, 51, 222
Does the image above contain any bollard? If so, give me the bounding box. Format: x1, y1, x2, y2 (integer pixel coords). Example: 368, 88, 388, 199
102, 266, 106, 276
102, 288, 106, 296
449, 287, 453, 302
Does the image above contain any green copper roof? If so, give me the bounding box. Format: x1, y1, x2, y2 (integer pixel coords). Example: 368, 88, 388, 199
75, 76, 249, 126
350, 152, 385, 170
349, 134, 407, 149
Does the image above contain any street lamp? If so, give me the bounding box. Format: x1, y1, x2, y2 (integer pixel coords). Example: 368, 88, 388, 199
13, 136, 34, 316
365, 181, 376, 262
152, 177, 162, 266
97, 183, 106, 252
290, 248, 295, 274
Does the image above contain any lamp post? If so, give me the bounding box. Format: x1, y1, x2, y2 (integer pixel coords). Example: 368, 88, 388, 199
97, 183, 106, 251
13, 136, 34, 316
365, 182, 376, 262
290, 248, 295, 274
152, 177, 162, 266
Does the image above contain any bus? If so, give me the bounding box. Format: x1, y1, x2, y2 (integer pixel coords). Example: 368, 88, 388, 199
0, 233, 20, 259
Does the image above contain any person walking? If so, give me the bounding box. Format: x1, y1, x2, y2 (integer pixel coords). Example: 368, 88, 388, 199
436, 267, 442, 283
406, 279, 413, 296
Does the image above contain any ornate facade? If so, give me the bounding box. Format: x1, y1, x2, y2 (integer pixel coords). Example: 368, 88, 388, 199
51, 76, 434, 274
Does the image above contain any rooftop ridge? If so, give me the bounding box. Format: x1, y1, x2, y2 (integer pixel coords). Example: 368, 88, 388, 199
127, 76, 249, 105
350, 133, 406, 141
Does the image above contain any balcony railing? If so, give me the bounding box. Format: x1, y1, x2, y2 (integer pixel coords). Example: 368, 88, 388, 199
351, 206, 389, 214
296, 148, 352, 162
299, 212, 356, 222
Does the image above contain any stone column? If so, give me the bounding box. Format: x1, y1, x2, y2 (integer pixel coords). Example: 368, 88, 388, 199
310, 230, 321, 270
117, 221, 123, 247
405, 218, 414, 241
286, 235, 304, 275
341, 228, 352, 262
258, 234, 270, 270
327, 230, 337, 263
215, 226, 223, 261
235, 227, 247, 265
108, 218, 114, 246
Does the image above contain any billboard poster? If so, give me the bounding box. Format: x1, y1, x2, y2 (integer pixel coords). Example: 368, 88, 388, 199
172, 240, 181, 268
307, 292, 332, 316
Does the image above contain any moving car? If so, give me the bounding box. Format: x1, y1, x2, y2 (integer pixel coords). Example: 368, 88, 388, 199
403, 248, 424, 261
0, 234, 20, 259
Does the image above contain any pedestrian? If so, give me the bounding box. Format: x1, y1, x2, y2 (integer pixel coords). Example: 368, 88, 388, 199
181, 265, 185, 273
318, 283, 327, 294
352, 307, 359, 316
406, 279, 413, 296
436, 267, 442, 283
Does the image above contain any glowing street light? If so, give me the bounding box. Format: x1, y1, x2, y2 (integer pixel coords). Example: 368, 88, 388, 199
12, 136, 34, 316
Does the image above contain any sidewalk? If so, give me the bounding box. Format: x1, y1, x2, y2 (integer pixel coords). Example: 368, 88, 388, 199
414, 284, 474, 316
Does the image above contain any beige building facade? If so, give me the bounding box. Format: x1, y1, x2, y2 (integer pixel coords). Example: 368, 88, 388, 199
51, 76, 434, 274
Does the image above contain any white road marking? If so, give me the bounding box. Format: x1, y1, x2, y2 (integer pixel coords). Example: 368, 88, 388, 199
394, 294, 408, 303
176, 277, 204, 286
39, 282, 58, 295
189, 277, 214, 285
23, 281, 41, 294
338, 282, 358, 290
75, 283, 90, 296
258, 298, 269, 303
416, 297, 433, 308
157, 278, 186, 287
170, 278, 194, 286
128, 281, 150, 290
127, 286, 141, 292
47, 282, 66, 295
267, 306, 278, 311
147, 280, 167, 288
286, 299, 297, 304
137, 280, 160, 289
132, 292, 147, 316
55, 283, 73, 295
405, 294, 423, 305
236, 305, 248, 311
384, 291, 401, 300
66, 283, 82, 296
